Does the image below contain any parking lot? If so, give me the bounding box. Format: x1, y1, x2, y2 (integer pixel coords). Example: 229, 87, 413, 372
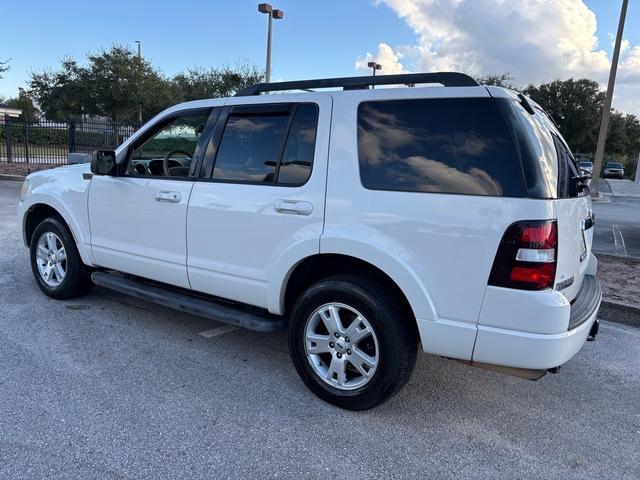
593, 179, 640, 257
1, 180, 639, 479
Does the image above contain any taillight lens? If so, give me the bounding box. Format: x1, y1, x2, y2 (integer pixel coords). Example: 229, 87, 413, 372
488, 220, 557, 290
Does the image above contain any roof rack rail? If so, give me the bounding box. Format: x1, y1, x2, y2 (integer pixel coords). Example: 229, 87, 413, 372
235, 72, 479, 96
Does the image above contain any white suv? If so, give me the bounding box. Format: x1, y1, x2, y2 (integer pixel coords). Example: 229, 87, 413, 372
18, 73, 601, 410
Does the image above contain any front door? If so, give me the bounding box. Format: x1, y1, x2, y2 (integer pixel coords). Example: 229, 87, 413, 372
88, 108, 214, 288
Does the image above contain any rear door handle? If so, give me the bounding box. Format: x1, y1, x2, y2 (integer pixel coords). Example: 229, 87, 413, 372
155, 191, 181, 203
274, 200, 313, 216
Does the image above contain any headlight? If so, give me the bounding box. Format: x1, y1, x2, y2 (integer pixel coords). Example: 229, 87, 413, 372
20, 179, 30, 201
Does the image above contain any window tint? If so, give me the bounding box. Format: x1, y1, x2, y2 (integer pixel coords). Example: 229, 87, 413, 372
213, 113, 289, 183
357, 98, 525, 197
277, 104, 318, 185
129, 110, 210, 178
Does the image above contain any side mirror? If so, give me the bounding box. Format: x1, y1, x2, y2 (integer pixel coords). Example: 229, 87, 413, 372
90, 150, 117, 176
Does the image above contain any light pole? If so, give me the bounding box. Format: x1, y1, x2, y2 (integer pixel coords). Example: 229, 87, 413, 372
135, 40, 142, 124
591, 0, 628, 193
258, 3, 284, 83
368, 61, 382, 88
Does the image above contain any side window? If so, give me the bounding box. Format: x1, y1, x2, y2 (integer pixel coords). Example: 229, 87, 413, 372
129, 110, 211, 178
210, 103, 318, 185
357, 98, 526, 197
213, 113, 289, 183
278, 104, 318, 185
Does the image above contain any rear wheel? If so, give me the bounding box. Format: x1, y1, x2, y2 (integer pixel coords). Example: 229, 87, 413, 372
30, 217, 93, 299
288, 275, 417, 410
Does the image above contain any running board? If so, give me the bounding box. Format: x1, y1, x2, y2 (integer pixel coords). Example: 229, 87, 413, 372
91, 272, 286, 333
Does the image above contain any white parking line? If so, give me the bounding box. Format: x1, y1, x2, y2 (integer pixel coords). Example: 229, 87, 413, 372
198, 325, 239, 338
612, 224, 628, 256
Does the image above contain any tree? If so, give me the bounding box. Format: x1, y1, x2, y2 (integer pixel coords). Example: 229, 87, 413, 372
0, 58, 8, 79
28, 46, 263, 123
478, 72, 518, 90
4, 88, 40, 121
605, 112, 629, 157
29, 46, 173, 123
623, 114, 640, 158
28, 58, 89, 122
172, 64, 263, 101
523, 79, 605, 153
84, 45, 174, 122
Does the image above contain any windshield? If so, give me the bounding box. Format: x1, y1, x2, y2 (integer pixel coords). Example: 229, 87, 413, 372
607, 163, 624, 168
579, 162, 592, 168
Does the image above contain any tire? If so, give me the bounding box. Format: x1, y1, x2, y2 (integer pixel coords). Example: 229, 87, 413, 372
30, 217, 93, 300
288, 275, 417, 410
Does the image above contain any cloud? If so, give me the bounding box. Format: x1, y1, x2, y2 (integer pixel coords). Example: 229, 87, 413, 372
356, 42, 408, 74
360, 0, 640, 115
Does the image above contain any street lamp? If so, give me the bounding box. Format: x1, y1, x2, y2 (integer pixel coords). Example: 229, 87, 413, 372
258, 3, 284, 83
368, 61, 382, 89
134, 40, 142, 124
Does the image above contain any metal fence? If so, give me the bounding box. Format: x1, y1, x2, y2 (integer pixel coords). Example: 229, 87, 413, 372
0, 115, 138, 165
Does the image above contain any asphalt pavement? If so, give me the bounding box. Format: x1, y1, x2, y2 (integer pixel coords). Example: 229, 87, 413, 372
1, 179, 639, 479
593, 179, 640, 258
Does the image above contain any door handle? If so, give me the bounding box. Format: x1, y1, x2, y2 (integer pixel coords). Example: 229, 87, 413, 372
155, 191, 181, 203
274, 200, 313, 216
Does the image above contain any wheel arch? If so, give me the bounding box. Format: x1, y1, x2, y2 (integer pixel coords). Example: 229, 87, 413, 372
22, 200, 94, 266
280, 253, 426, 338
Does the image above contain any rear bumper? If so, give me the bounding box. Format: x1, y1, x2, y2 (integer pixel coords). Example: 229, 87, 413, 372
472, 275, 601, 370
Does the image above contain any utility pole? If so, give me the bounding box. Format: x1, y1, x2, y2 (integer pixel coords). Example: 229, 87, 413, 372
134, 40, 143, 124
258, 3, 284, 83
367, 61, 382, 88
591, 0, 628, 193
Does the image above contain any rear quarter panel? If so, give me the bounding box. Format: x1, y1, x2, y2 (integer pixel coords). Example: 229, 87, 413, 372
323, 87, 557, 359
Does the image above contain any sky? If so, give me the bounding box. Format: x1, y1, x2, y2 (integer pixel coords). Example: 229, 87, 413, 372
1, 0, 639, 114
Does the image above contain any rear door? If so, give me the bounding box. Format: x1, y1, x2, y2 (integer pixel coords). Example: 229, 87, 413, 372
186, 94, 331, 309
525, 108, 593, 301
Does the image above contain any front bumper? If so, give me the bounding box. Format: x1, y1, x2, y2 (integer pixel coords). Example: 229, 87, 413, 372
472, 275, 601, 370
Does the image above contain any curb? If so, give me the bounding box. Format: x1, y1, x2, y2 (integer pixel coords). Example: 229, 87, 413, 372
599, 300, 640, 328
0, 174, 25, 182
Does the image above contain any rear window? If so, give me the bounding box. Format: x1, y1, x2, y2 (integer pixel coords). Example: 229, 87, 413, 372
357, 98, 526, 197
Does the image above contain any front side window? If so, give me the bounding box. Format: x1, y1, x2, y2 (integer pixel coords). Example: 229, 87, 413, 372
129, 110, 211, 177
211, 103, 318, 185
357, 98, 526, 197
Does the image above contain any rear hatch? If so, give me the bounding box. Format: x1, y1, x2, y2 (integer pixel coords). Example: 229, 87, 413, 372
538, 112, 593, 302
554, 197, 593, 301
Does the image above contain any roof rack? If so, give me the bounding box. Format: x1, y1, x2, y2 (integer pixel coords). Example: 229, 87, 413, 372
235, 72, 479, 96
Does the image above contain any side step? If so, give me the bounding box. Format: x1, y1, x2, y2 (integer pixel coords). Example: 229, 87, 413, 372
91, 272, 286, 333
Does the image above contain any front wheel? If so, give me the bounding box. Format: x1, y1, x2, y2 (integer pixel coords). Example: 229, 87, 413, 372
30, 217, 93, 300
288, 275, 417, 410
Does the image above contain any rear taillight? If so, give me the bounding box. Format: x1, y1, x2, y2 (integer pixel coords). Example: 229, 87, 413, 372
488, 220, 557, 290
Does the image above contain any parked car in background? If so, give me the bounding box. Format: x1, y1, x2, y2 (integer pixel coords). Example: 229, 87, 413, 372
17, 72, 601, 410
578, 161, 593, 176
603, 162, 625, 179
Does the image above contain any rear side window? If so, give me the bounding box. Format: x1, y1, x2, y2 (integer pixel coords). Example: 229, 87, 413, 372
211, 103, 318, 185
213, 113, 289, 183
357, 98, 526, 197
